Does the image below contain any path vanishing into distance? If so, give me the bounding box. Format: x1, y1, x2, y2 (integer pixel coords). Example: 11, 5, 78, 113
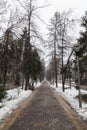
1, 81, 87, 130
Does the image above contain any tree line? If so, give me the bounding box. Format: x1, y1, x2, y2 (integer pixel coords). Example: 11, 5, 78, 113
0, 0, 45, 100
46, 10, 87, 90
46, 10, 74, 90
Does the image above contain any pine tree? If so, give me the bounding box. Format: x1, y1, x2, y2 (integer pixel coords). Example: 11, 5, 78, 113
31, 49, 42, 81
21, 26, 43, 89
78, 11, 87, 84
2, 29, 14, 87
78, 11, 87, 56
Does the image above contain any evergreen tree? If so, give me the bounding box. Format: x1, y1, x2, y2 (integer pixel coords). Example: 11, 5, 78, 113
78, 11, 87, 84
2, 29, 14, 87
78, 11, 87, 56
0, 29, 14, 100
31, 49, 42, 81
22, 30, 33, 90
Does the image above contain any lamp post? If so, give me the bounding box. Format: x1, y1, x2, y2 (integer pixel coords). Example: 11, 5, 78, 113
73, 45, 82, 108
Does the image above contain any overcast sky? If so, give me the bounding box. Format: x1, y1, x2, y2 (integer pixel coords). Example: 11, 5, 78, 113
38, 0, 87, 22
36, 0, 87, 65
8, 0, 87, 65
9, 0, 87, 36
36, 0, 87, 35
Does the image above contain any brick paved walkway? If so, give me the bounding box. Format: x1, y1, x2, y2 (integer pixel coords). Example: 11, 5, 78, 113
8, 81, 87, 130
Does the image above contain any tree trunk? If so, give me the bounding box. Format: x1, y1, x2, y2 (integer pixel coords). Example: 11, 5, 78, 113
22, 77, 25, 89
62, 37, 65, 92
3, 64, 7, 87
25, 76, 29, 90
54, 25, 58, 88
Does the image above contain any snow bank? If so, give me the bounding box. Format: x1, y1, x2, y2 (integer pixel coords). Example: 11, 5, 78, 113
0, 88, 32, 122
51, 83, 87, 121
34, 82, 41, 88
0, 81, 41, 123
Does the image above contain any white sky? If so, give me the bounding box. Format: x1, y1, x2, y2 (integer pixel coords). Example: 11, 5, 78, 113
8, 0, 87, 36
36, 0, 87, 36
38, 0, 87, 23
36, 0, 87, 63
8, 0, 87, 65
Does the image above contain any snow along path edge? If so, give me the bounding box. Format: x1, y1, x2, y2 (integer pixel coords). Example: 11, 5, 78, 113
0, 87, 39, 130
51, 83, 87, 121
51, 86, 87, 130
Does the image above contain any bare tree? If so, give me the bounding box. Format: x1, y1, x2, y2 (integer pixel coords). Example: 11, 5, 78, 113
0, 0, 8, 16
46, 55, 60, 85
14, 0, 48, 44
58, 10, 75, 92
0, 8, 24, 87
47, 10, 75, 90
47, 12, 62, 87
13, 0, 48, 90
0, 0, 9, 32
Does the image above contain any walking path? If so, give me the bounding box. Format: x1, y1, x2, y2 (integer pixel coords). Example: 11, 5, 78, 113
1, 81, 87, 130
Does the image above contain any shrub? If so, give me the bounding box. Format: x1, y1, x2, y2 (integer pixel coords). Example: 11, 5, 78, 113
0, 85, 6, 101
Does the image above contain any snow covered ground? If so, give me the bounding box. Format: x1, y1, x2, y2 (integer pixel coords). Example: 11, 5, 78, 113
51, 83, 87, 121
1, 81, 87, 123
0, 83, 40, 123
